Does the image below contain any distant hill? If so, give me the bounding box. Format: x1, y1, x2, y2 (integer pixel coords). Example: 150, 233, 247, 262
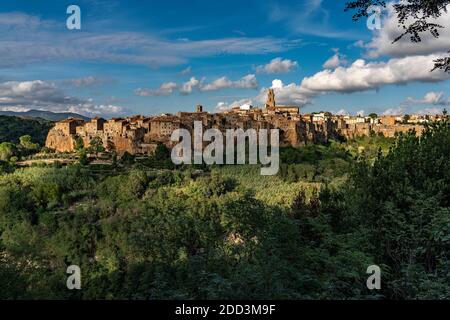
0, 115, 54, 145
0, 109, 90, 121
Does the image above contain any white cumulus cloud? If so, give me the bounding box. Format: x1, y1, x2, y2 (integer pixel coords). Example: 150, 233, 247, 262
201, 74, 258, 91
382, 107, 407, 116
416, 107, 445, 115
0, 80, 125, 117
135, 82, 178, 97
301, 55, 449, 93
405, 91, 450, 106
215, 98, 253, 112
256, 57, 298, 74
323, 50, 347, 69
179, 77, 201, 95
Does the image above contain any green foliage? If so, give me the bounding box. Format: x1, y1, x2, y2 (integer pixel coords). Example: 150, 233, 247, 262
0, 142, 16, 161
88, 136, 105, 154
19, 135, 39, 150
0, 124, 448, 300
138, 143, 175, 169
78, 150, 89, 166
344, 135, 395, 160
0, 115, 53, 145
73, 135, 85, 151
0, 160, 14, 174
17, 135, 40, 159
280, 142, 351, 165
278, 142, 353, 184
121, 152, 135, 165
342, 121, 450, 299
214, 165, 321, 208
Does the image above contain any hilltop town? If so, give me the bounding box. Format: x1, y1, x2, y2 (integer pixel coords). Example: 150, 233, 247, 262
45, 89, 447, 155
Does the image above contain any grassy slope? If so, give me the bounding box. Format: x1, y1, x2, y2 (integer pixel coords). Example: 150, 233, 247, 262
212, 137, 395, 209
213, 165, 321, 208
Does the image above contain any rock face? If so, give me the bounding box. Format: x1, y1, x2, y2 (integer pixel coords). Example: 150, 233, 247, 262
45, 117, 85, 152
44, 113, 427, 156
44, 92, 435, 155
45, 125, 77, 153
44, 117, 160, 155
338, 123, 424, 139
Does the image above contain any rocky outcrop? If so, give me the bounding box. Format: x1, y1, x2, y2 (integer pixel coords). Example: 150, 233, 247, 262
45, 128, 75, 153
339, 123, 424, 139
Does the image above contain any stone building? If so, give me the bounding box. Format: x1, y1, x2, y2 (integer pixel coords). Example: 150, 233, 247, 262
45, 118, 85, 153
380, 115, 398, 126
45, 90, 429, 155
149, 116, 181, 137
264, 88, 299, 115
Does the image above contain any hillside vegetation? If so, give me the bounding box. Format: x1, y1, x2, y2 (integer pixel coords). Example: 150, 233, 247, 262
0, 115, 53, 145
0, 122, 448, 299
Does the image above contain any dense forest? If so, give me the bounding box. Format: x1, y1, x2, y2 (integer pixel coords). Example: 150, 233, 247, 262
0, 120, 448, 299
0, 116, 53, 145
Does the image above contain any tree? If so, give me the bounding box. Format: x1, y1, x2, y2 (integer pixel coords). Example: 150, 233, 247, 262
443, 108, 448, 116
0, 142, 15, 161
89, 136, 105, 156
0, 160, 14, 174
78, 149, 89, 166
343, 120, 450, 298
345, 0, 450, 72
369, 113, 378, 119
0, 115, 53, 145
73, 136, 84, 151
121, 152, 135, 165
148, 143, 175, 169
19, 135, 39, 155
20, 135, 32, 148
119, 169, 149, 201
433, 54, 450, 73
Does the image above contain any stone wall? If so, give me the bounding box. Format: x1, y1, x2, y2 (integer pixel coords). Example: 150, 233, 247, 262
45, 112, 427, 156
339, 123, 424, 139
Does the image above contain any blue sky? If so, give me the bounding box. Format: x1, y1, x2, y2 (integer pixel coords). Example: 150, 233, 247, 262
0, 0, 449, 117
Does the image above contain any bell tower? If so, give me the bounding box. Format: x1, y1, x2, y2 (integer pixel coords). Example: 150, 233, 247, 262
266, 88, 276, 109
